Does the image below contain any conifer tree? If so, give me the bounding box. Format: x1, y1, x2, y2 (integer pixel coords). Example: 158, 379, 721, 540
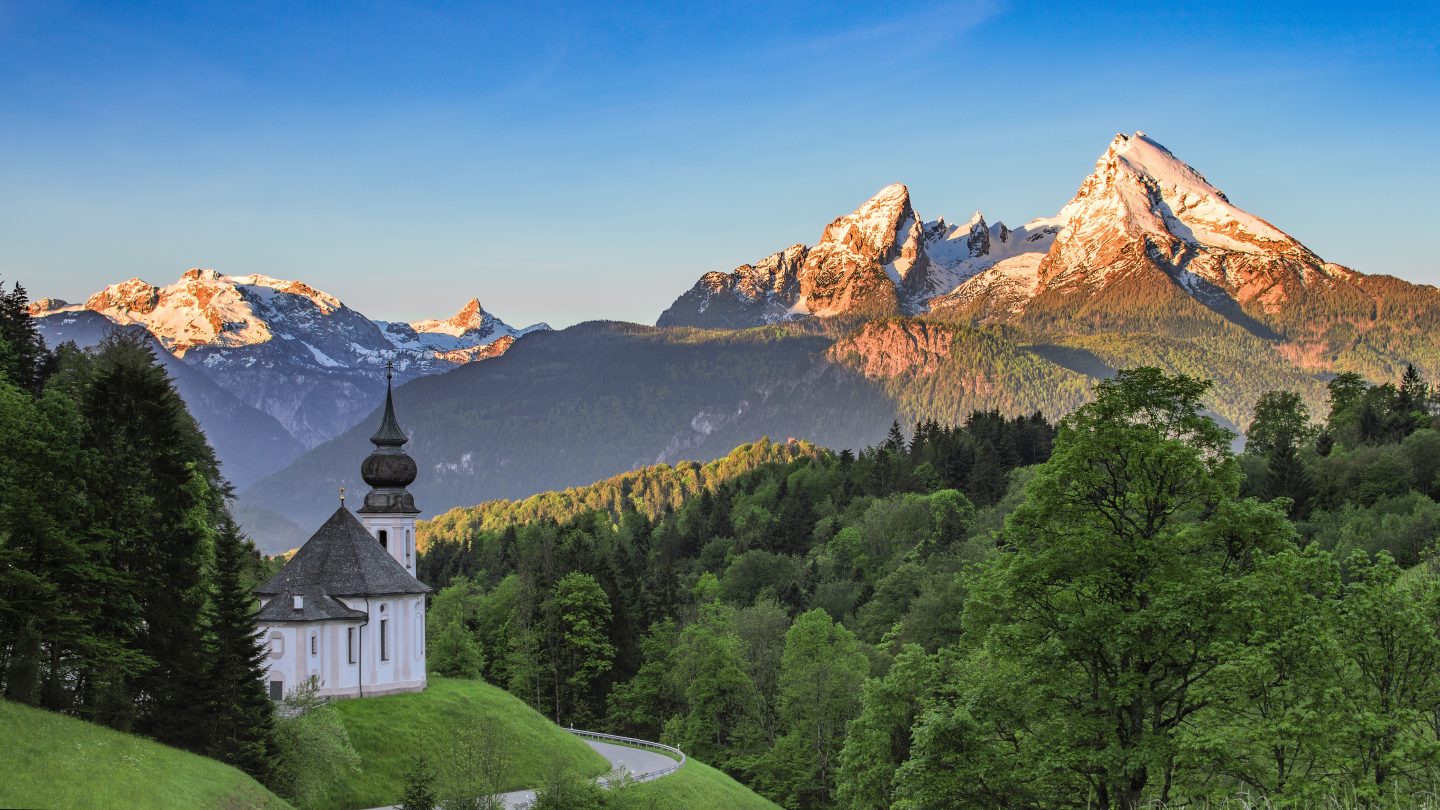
82, 332, 219, 748
203, 516, 275, 780
0, 279, 55, 392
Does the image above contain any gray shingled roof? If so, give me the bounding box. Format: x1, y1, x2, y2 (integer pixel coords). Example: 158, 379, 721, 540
255, 507, 430, 600
255, 584, 368, 623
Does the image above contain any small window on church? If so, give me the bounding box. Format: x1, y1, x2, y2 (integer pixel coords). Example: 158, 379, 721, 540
269, 632, 284, 659
378, 529, 388, 550
347, 627, 356, 664
380, 618, 389, 661
310, 635, 317, 656
269, 680, 283, 701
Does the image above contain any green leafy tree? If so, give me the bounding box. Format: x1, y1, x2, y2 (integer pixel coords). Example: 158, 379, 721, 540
1247, 390, 1316, 456
664, 604, 764, 765
835, 645, 939, 810
271, 678, 361, 808
430, 617, 485, 679
962, 367, 1291, 809
1178, 546, 1344, 803
542, 572, 615, 725
1332, 552, 1440, 797
755, 608, 868, 809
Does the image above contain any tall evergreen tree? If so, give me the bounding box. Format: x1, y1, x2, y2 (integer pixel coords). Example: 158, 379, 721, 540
203, 517, 275, 780
0, 279, 55, 392
81, 332, 220, 748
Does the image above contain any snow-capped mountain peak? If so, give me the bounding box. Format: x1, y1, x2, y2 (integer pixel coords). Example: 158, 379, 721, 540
35, 269, 553, 447
411, 297, 488, 337
1057, 131, 1305, 258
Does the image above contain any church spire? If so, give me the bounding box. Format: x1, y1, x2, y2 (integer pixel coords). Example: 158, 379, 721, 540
370, 360, 408, 447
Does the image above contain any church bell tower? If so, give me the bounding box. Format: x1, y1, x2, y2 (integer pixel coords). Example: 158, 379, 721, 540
357, 361, 421, 574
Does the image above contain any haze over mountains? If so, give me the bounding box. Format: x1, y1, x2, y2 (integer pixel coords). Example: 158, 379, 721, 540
31, 132, 1440, 551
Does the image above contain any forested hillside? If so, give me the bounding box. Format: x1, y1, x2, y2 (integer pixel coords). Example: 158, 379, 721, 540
417, 364, 1440, 809
420, 437, 826, 553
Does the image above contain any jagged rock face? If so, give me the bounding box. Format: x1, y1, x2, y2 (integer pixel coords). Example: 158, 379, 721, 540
660, 185, 1062, 329
795, 183, 926, 318
660, 185, 933, 327
928, 131, 1427, 341
36, 270, 550, 448
658, 244, 808, 328
826, 320, 957, 378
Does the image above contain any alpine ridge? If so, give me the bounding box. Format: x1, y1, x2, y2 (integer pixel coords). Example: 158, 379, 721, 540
32, 269, 550, 450
661, 131, 1440, 398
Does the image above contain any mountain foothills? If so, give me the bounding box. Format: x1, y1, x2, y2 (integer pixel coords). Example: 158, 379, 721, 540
30, 269, 548, 481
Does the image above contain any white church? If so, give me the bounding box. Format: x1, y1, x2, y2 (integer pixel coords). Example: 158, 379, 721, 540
254, 366, 430, 699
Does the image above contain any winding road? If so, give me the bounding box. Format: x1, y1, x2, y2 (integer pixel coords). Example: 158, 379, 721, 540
368, 731, 684, 810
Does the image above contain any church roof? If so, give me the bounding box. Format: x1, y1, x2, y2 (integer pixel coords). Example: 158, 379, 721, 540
370, 368, 409, 447
254, 584, 368, 623
255, 506, 430, 602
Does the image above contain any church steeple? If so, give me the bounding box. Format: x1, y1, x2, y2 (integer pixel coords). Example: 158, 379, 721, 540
358, 361, 420, 517
370, 362, 409, 447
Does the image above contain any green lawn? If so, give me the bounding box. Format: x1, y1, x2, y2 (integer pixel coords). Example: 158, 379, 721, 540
322, 677, 608, 810
619, 759, 780, 810
0, 699, 290, 810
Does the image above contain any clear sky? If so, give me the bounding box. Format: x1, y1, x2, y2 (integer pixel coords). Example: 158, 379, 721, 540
2, 1, 1437, 328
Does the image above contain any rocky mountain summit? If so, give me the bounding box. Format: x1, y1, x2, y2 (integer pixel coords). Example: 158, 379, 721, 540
658, 181, 1064, 328
662, 132, 1440, 401
32, 270, 549, 451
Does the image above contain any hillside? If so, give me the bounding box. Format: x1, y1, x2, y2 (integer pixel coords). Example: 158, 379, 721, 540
322, 677, 607, 810
419, 437, 827, 552
622, 759, 780, 809
0, 700, 290, 810
241, 322, 897, 551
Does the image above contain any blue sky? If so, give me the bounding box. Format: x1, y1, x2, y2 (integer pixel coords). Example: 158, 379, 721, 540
2, 1, 1437, 328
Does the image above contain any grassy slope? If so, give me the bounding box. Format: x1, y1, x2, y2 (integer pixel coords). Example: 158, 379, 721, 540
621, 760, 780, 810
323, 677, 608, 810
0, 699, 289, 810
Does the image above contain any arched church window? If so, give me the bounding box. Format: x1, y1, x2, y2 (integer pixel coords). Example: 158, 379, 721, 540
378, 529, 388, 549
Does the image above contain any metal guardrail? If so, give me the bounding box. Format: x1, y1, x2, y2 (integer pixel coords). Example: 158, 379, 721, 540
563, 727, 687, 783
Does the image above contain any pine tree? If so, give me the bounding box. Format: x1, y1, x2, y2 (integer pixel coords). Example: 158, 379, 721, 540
1262, 438, 1315, 519
82, 332, 219, 748
398, 755, 437, 810
202, 517, 276, 780
0, 279, 55, 392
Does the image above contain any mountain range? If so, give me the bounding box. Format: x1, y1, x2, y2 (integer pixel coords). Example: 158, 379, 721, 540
31, 269, 548, 486
32, 132, 1440, 551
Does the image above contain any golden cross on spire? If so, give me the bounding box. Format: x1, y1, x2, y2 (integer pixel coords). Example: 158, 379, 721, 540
339, 486, 346, 506
385, 359, 394, 382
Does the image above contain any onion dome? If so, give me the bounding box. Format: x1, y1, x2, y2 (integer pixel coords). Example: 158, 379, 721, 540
357, 362, 420, 515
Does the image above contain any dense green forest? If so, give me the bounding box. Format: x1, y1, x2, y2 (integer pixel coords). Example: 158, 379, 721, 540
418, 363, 1440, 808
0, 279, 277, 778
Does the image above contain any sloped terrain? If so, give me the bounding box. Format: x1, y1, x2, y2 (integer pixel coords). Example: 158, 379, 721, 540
0, 699, 289, 810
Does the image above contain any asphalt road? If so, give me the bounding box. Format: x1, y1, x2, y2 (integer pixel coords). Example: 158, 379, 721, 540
369, 737, 681, 810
